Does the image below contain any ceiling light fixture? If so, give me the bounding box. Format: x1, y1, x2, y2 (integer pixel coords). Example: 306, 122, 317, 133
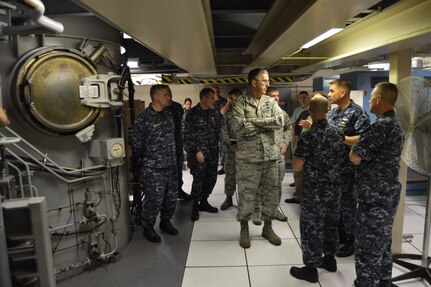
127, 60, 139, 68
301, 28, 343, 49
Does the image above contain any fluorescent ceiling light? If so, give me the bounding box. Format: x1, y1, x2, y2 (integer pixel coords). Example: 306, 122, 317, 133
123, 33, 132, 39
367, 62, 389, 71
301, 28, 343, 49
127, 60, 139, 68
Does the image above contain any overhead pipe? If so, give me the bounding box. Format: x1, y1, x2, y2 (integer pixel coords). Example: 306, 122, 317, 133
0, 0, 64, 36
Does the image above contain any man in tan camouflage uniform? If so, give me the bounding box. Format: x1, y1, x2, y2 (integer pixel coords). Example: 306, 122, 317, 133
220, 88, 242, 210
232, 68, 285, 248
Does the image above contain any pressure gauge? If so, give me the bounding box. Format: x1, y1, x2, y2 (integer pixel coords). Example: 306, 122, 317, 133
110, 142, 124, 158
100, 138, 125, 160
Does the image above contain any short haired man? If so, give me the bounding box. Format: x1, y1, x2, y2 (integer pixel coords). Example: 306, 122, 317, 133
184, 88, 220, 221
327, 79, 370, 257
165, 86, 192, 201
287, 91, 310, 193
219, 88, 242, 210
131, 84, 178, 242
350, 82, 404, 287
233, 68, 285, 248
211, 85, 228, 175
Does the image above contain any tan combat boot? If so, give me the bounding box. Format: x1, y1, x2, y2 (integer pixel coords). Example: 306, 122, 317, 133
262, 221, 281, 246
239, 221, 250, 248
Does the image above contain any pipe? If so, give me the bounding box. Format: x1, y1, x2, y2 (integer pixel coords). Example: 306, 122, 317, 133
6, 162, 24, 198
0, 0, 64, 35
24, 0, 64, 32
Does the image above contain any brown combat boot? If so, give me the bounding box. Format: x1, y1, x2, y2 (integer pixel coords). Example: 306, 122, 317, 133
220, 196, 233, 210
239, 221, 250, 248
262, 221, 281, 246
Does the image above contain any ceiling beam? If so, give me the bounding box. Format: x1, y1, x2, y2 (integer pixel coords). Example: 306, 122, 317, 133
75, 0, 217, 75
243, 0, 381, 72
291, 0, 431, 73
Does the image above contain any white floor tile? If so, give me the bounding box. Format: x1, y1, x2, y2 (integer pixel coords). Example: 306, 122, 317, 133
182, 266, 249, 287
245, 238, 303, 266
191, 221, 239, 241
280, 204, 300, 220
406, 203, 426, 217
199, 207, 239, 222
207, 194, 238, 209
319, 262, 356, 287
249, 265, 319, 287
186, 240, 246, 267
182, 169, 431, 287
249, 220, 295, 239
288, 219, 300, 239
408, 232, 431, 256
403, 216, 426, 234
404, 206, 422, 216
335, 254, 356, 263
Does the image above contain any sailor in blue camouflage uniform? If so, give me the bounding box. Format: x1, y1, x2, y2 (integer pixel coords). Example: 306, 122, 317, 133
131, 84, 178, 243
350, 82, 404, 287
184, 87, 220, 221
166, 86, 192, 200
290, 94, 346, 283
327, 79, 370, 257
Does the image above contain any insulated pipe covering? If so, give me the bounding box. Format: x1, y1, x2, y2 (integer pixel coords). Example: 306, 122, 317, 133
0, 0, 64, 35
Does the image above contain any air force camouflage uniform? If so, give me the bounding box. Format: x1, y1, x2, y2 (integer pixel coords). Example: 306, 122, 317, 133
167, 101, 185, 192
184, 104, 220, 201
131, 105, 177, 228
294, 119, 346, 267
255, 110, 291, 209
233, 94, 284, 221
214, 98, 227, 167
327, 101, 370, 239
221, 104, 237, 197
275, 110, 291, 201
351, 110, 404, 286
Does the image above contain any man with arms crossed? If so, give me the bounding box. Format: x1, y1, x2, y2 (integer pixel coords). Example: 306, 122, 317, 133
350, 82, 404, 287
233, 68, 284, 248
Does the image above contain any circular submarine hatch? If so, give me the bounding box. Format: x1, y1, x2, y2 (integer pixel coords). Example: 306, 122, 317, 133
14, 47, 102, 135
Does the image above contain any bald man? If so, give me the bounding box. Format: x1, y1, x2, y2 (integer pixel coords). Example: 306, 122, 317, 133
290, 94, 346, 283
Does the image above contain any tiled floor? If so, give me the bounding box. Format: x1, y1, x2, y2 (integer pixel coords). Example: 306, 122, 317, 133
181, 169, 430, 287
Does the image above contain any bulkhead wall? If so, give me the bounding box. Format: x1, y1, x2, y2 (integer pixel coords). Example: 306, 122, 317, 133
0, 13, 132, 280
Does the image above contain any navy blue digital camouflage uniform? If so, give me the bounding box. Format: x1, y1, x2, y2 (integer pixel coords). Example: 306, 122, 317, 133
167, 101, 185, 192
294, 119, 346, 268
131, 105, 177, 228
351, 110, 404, 286
327, 101, 370, 239
184, 103, 220, 201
